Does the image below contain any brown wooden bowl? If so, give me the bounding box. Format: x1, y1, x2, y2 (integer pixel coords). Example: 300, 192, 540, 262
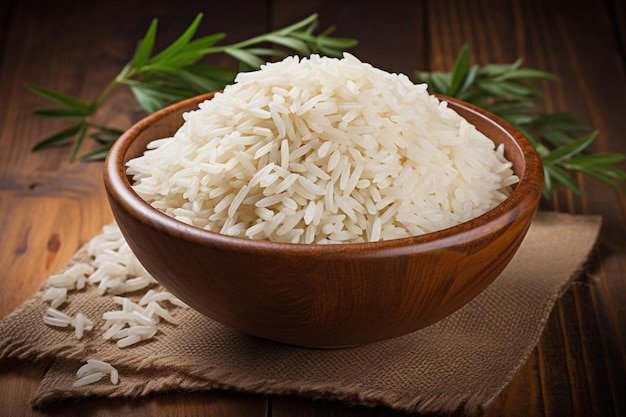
104, 92, 543, 348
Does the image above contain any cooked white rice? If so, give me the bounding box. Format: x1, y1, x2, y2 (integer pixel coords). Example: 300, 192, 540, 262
127, 53, 519, 244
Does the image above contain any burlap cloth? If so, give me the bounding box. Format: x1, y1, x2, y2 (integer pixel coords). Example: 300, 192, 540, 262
0, 211, 602, 415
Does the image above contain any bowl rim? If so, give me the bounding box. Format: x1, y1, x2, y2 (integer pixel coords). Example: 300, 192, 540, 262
104, 92, 544, 255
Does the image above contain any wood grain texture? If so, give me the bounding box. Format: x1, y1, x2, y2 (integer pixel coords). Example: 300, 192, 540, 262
0, 0, 624, 416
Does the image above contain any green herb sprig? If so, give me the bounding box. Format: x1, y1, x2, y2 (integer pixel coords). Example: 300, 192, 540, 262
417, 45, 626, 198
26, 13, 357, 161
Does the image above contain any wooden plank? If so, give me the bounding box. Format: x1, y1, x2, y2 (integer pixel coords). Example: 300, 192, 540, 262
0, 359, 48, 417
271, 396, 377, 417
486, 350, 545, 417
571, 280, 624, 417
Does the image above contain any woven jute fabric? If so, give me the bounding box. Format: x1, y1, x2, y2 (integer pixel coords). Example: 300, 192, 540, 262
0, 211, 602, 415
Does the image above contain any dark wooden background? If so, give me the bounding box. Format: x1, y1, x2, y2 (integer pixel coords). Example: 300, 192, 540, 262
0, 0, 624, 416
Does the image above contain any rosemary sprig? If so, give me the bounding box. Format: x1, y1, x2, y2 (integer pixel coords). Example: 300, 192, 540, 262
417, 44, 626, 198
26, 13, 357, 161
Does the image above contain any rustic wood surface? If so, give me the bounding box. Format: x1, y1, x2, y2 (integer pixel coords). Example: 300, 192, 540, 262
0, 0, 624, 416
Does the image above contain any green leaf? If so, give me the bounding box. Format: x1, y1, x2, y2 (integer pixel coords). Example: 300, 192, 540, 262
141, 65, 235, 95
32, 123, 84, 151
151, 69, 216, 94
317, 35, 358, 50
266, 34, 311, 56
502, 113, 536, 126
542, 165, 553, 199
457, 65, 479, 97
448, 44, 470, 97
574, 166, 626, 194
130, 85, 167, 113
82, 142, 114, 161
539, 129, 577, 147
583, 168, 626, 183
25, 83, 92, 111
479, 59, 522, 76
149, 13, 203, 67
34, 107, 92, 119
224, 47, 265, 69
421, 71, 451, 94
545, 164, 582, 195
529, 112, 588, 130
186, 32, 227, 51
541, 131, 598, 163
90, 127, 124, 143
562, 152, 626, 168
148, 34, 227, 71
132, 18, 158, 69
143, 49, 208, 72
494, 68, 558, 81
238, 47, 287, 58
475, 79, 508, 97
68, 122, 88, 162
592, 165, 626, 180
130, 82, 196, 113
141, 71, 210, 97
186, 64, 236, 86
477, 79, 542, 98
315, 36, 358, 56
276, 13, 318, 36
415, 71, 431, 85
127, 78, 193, 98
302, 18, 320, 37
516, 124, 546, 153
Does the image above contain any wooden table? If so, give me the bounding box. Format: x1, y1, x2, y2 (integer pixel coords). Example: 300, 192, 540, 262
1, 0, 624, 415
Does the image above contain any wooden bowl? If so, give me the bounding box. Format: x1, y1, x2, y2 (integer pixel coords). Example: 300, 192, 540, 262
104, 92, 543, 348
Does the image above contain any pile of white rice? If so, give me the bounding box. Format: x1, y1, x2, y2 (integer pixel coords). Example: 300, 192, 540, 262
127, 53, 518, 244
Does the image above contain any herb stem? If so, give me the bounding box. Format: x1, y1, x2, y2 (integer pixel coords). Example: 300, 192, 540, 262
196, 13, 319, 55
94, 65, 133, 109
